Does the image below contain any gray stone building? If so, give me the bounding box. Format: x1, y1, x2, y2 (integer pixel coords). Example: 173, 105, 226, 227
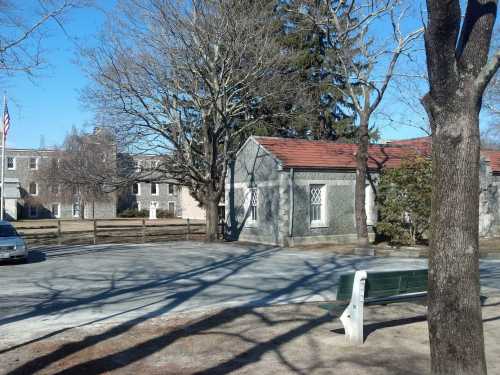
1, 144, 210, 221
226, 136, 500, 246
117, 154, 182, 216
2, 148, 116, 220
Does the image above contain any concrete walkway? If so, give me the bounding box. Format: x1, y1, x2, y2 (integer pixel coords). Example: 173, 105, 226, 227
1, 241, 499, 343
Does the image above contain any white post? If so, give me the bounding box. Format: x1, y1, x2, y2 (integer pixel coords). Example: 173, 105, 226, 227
0, 97, 5, 221
339, 270, 367, 345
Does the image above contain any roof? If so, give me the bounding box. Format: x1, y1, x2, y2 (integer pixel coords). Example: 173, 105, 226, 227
252, 136, 500, 173
252, 136, 431, 171
481, 150, 500, 173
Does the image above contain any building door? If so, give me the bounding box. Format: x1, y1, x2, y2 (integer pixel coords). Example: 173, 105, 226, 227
51, 203, 60, 218
168, 202, 175, 216
72, 202, 80, 218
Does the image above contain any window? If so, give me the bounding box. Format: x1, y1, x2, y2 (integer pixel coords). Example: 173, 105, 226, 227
168, 184, 175, 195
248, 188, 258, 223
51, 203, 60, 218
28, 205, 38, 218
72, 202, 80, 218
168, 201, 175, 215
134, 160, 142, 172
29, 157, 38, 170
51, 184, 60, 194
310, 184, 326, 227
151, 183, 159, 195
29, 182, 38, 196
7, 157, 15, 170
132, 183, 140, 195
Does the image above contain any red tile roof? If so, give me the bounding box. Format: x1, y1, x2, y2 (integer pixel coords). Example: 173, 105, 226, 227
253, 136, 431, 171
482, 150, 500, 173
253, 136, 500, 173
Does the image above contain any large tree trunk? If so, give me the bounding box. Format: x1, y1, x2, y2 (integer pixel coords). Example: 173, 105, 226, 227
355, 118, 369, 247
427, 103, 486, 375
423, 1, 498, 373
205, 198, 219, 242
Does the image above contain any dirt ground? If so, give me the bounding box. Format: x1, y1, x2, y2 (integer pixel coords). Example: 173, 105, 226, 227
1, 296, 499, 375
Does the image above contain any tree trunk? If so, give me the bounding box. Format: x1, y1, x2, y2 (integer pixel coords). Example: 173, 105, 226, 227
427, 104, 486, 375
355, 118, 369, 247
80, 200, 85, 220
205, 198, 219, 242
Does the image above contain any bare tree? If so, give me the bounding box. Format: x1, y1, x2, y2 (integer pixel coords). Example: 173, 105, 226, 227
36, 127, 116, 219
326, 0, 423, 246
83, 0, 289, 240
0, 0, 87, 77
422, 0, 499, 373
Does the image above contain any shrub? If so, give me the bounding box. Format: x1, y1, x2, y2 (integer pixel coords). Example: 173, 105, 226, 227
156, 209, 174, 218
376, 156, 432, 245
118, 208, 149, 218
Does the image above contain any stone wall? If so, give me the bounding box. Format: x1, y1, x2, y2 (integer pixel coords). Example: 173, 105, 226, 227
225, 138, 284, 245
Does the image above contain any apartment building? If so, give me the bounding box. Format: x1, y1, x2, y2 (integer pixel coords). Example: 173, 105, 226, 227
2, 148, 116, 220
1, 145, 209, 221
117, 155, 207, 219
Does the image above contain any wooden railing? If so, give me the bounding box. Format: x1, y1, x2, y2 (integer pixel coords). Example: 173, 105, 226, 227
14, 219, 222, 246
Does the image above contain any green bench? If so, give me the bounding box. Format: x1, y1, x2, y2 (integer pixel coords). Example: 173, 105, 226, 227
319, 269, 428, 345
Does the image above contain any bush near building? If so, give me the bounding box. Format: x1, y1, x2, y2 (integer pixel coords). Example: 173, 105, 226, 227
117, 208, 175, 218
376, 156, 432, 245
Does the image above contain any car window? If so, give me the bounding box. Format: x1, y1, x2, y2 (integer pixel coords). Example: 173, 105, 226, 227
0, 225, 18, 237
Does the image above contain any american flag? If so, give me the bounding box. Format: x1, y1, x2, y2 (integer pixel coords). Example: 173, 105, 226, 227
3, 99, 10, 138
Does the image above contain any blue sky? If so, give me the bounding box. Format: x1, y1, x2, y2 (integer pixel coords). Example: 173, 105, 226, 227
2, 1, 495, 149
4, 3, 110, 149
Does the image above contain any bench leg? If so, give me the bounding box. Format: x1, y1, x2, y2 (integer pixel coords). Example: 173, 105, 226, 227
339, 270, 367, 345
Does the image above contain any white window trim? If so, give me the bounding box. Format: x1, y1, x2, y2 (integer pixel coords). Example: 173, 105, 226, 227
245, 187, 258, 227
28, 205, 38, 218
7, 156, 15, 170
134, 160, 142, 172
151, 183, 159, 196
29, 157, 39, 170
167, 201, 176, 215
310, 184, 328, 228
133, 183, 141, 196
51, 203, 61, 218
29, 182, 38, 196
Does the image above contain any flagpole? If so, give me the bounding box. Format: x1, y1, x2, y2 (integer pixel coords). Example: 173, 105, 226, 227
1, 95, 5, 221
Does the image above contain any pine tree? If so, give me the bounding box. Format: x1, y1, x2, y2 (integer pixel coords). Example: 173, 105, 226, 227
255, 0, 360, 141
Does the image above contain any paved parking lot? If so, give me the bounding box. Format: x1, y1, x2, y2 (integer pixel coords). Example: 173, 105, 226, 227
1, 241, 499, 343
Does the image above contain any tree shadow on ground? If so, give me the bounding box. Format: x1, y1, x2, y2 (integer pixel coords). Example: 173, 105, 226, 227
331, 315, 428, 341
4, 246, 353, 374
3, 248, 497, 375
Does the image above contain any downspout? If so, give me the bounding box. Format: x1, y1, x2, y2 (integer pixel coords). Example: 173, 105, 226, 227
288, 168, 294, 240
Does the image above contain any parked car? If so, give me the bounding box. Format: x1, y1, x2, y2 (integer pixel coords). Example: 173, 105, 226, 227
0, 220, 28, 262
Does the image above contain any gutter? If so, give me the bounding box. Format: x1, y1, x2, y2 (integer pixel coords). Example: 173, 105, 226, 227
288, 167, 294, 238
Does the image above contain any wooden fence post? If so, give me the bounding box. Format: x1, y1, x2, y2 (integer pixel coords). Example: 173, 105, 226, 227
57, 220, 61, 245
142, 219, 146, 243
186, 218, 191, 240
93, 219, 97, 245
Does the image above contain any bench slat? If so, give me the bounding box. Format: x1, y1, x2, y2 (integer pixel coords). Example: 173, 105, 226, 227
336, 269, 428, 301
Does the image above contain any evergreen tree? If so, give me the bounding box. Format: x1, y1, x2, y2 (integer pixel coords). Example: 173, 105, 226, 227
267, 0, 358, 141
